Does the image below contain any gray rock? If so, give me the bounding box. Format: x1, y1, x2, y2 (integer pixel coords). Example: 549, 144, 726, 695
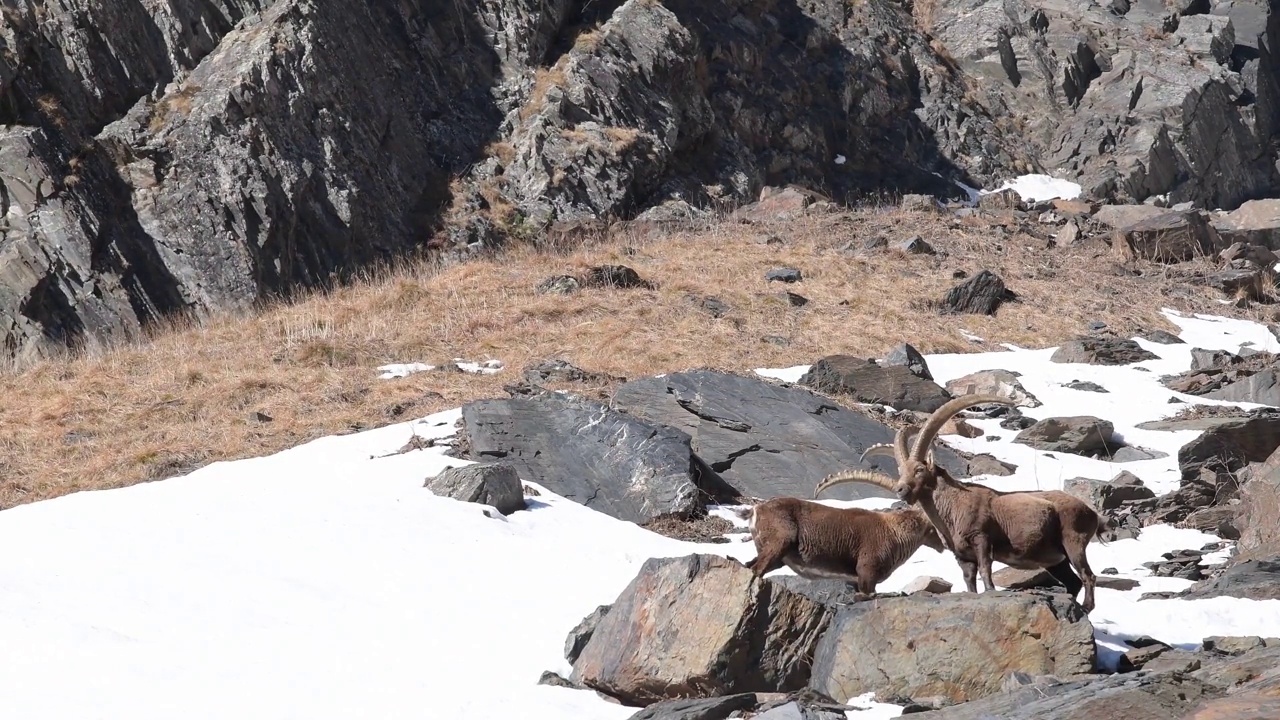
1211, 198, 1280, 249
1184, 558, 1280, 601
901, 194, 939, 212
766, 267, 804, 283
1014, 416, 1116, 456
899, 236, 937, 255
992, 567, 1062, 590
884, 343, 933, 380
1204, 368, 1280, 405
424, 463, 527, 516
902, 576, 954, 594
1108, 445, 1168, 462
457, 395, 707, 524
1175, 414, 1280, 485
1220, 242, 1279, 267
799, 355, 952, 412
611, 369, 969, 502
934, 270, 1017, 315
1181, 506, 1241, 540
964, 453, 1018, 476
944, 369, 1042, 407
570, 554, 829, 705
1051, 338, 1160, 365
1113, 211, 1219, 262
1239, 445, 1280, 561
1065, 472, 1155, 511
1191, 348, 1240, 371
1063, 380, 1108, 393
808, 591, 1096, 705
1142, 330, 1184, 345
1093, 205, 1172, 230
1203, 636, 1268, 656
523, 358, 623, 386
626, 694, 758, 720
565, 604, 611, 666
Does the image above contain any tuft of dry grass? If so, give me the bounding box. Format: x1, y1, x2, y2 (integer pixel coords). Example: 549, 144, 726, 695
0, 208, 1256, 510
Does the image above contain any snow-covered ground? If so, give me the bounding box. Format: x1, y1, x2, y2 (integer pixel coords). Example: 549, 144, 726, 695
3, 308, 1280, 719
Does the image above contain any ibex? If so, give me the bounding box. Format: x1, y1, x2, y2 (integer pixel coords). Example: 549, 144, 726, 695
814, 394, 1106, 612
741, 496, 945, 599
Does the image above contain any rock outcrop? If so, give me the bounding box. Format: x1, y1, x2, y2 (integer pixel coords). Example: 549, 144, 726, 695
8, 0, 1277, 362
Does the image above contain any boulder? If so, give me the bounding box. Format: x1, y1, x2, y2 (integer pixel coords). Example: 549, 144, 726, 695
1211, 199, 1280, 250
1065, 472, 1155, 511
1238, 445, 1280, 561
798, 355, 953, 412
611, 370, 970, 502
883, 343, 933, 380
424, 463, 527, 516
1219, 242, 1279, 267
992, 568, 1063, 590
1203, 369, 1280, 406
1051, 338, 1159, 365
1202, 636, 1269, 656
964, 453, 1017, 476
944, 369, 1042, 407
565, 604, 611, 666
903, 576, 954, 595
1142, 330, 1185, 345
570, 554, 830, 705
1112, 211, 1217, 263
1175, 415, 1280, 484
1093, 205, 1173, 230
457, 395, 709, 524
1014, 417, 1116, 456
808, 590, 1096, 705
934, 270, 1017, 315
1184, 558, 1280, 601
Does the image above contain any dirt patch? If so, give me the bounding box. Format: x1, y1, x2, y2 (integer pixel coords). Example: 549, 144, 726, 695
642, 514, 743, 543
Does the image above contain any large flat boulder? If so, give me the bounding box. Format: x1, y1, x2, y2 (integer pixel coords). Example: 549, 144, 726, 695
808, 590, 1097, 705
457, 395, 709, 523
1184, 558, 1280, 601
1211, 199, 1280, 250
904, 671, 1215, 719
570, 554, 830, 706
611, 370, 969, 502
798, 355, 953, 412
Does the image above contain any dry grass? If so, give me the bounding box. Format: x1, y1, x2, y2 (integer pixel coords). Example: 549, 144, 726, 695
0, 209, 1258, 510
148, 83, 201, 133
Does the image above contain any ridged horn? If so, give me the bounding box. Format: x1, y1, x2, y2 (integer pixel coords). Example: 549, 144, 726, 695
859, 443, 896, 464
909, 394, 1016, 462
814, 469, 899, 497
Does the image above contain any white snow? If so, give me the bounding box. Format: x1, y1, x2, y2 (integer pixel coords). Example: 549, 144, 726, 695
5, 309, 1280, 718
985, 173, 1083, 203
378, 358, 505, 379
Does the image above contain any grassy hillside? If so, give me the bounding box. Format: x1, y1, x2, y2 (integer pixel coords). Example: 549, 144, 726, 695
0, 208, 1259, 509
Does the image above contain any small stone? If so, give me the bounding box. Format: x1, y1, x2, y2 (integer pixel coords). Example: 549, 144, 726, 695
537, 274, 581, 294
766, 267, 803, 283
902, 576, 953, 594
251, 410, 274, 423
900, 194, 938, 212
779, 291, 809, 307
899, 236, 936, 255
883, 343, 933, 380
762, 335, 790, 346
1143, 330, 1184, 344
863, 236, 889, 251
1064, 380, 1108, 393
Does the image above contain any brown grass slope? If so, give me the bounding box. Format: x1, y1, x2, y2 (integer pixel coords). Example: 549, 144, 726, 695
0, 209, 1263, 510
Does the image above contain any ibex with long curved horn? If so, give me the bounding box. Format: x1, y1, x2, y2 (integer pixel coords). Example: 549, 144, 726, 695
814, 395, 1106, 612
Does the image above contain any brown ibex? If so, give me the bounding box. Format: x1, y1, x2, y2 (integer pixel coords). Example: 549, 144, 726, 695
814, 394, 1106, 612
740, 496, 945, 599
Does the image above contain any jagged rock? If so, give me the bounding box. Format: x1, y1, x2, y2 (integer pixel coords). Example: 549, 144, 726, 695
424, 463, 527, 516
899, 236, 936, 254
565, 604, 611, 666
583, 265, 656, 290
1199, 267, 1272, 300
934, 270, 1017, 315
1203, 368, 1280, 405
1119, 643, 1172, 672
1191, 348, 1240, 371
693, 295, 732, 318
1176, 414, 1280, 484
611, 369, 968, 502
626, 694, 758, 720
1063, 380, 1108, 393
1051, 338, 1159, 365
1211, 198, 1280, 249
523, 359, 623, 386
1181, 506, 1241, 540
1065, 472, 1155, 511
1141, 650, 1203, 674
1220, 242, 1279, 267
1142, 329, 1185, 344
570, 554, 829, 705
798, 355, 952, 412
1184, 558, 1280, 601
1014, 416, 1115, 456
808, 591, 1096, 705
978, 188, 1021, 210
1096, 576, 1139, 591
944, 369, 1042, 407
457, 395, 709, 524
1113, 211, 1218, 262
778, 291, 809, 307
883, 343, 933, 380
1093, 205, 1171, 230
902, 576, 953, 595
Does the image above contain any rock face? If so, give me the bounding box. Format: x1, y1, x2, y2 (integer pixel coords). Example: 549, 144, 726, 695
423, 463, 527, 516
569, 554, 830, 705
0, 0, 1040, 363
1238, 445, 1280, 561
612, 370, 969, 502
797, 355, 953, 412
457, 395, 709, 523
808, 590, 1096, 705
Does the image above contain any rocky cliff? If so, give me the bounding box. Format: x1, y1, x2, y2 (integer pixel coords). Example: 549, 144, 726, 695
0, 0, 1276, 362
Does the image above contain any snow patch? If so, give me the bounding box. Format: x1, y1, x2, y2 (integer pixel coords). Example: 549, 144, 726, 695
985, 173, 1083, 203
